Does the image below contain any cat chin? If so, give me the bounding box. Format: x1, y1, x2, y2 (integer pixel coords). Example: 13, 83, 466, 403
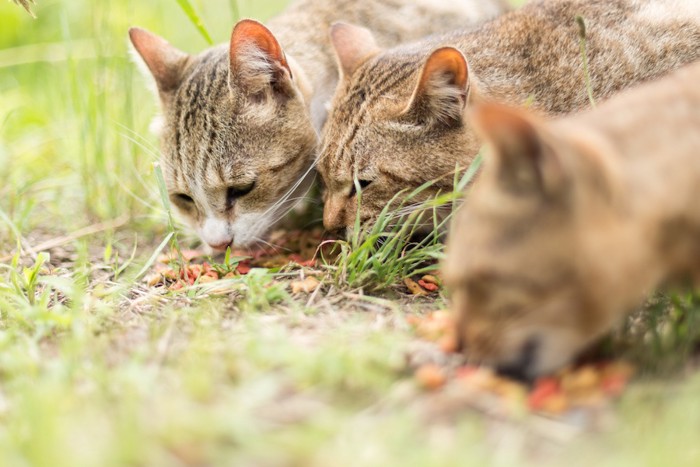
229, 212, 269, 248
194, 212, 269, 251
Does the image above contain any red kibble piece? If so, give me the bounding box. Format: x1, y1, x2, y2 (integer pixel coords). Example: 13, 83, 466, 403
236, 263, 252, 275
528, 377, 561, 410
418, 280, 439, 292
455, 365, 480, 380
601, 374, 628, 397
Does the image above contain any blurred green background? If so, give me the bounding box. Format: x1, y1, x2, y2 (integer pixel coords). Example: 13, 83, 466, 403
0, 0, 288, 246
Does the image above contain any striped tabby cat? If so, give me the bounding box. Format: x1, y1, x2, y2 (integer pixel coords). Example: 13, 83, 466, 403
318, 0, 700, 234
129, 0, 507, 250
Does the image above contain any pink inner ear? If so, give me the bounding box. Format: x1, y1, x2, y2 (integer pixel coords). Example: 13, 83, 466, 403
230, 20, 290, 75
330, 22, 380, 78
420, 47, 469, 92
129, 27, 188, 92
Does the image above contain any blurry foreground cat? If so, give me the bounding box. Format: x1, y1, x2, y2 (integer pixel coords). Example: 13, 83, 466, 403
129, 0, 506, 251
444, 61, 700, 380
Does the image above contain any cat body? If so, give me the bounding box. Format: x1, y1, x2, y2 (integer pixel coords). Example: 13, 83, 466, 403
129, 0, 507, 250
444, 61, 700, 379
318, 0, 700, 233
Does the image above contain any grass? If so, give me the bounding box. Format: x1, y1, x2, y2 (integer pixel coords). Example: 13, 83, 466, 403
1, 0, 700, 465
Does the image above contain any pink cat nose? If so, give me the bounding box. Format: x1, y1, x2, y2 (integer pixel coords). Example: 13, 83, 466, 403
208, 240, 233, 251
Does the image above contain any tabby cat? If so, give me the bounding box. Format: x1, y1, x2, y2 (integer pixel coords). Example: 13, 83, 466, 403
129, 0, 507, 250
444, 61, 700, 379
318, 0, 700, 234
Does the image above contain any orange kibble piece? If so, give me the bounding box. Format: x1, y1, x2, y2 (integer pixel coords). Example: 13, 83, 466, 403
415, 364, 447, 390
455, 365, 480, 381
204, 270, 219, 279
161, 268, 178, 280
540, 393, 569, 415
406, 315, 422, 327
404, 278, 428, 296
146, 274, 163, 287
198, 275, 218, 284
291, 276, 321, 294
438, 332, 458, 353
429, 310, 454, 325
561, 366, 600, 395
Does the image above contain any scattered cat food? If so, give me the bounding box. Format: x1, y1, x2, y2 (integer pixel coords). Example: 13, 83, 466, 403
415, 364, 448, 390
405, 277, 428, 296
146, 229, 329, 292
408, 310, 635, 417
404, 273, 442, 296
291, 276, 321, 294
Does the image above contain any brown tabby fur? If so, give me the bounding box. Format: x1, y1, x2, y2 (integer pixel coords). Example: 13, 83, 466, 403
444, 61, 700, 379
129, 0, 507, 250
318, 0, 700, 234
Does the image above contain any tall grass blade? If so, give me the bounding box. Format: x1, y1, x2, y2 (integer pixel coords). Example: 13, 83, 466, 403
229, 0, 241, 22
134, 232, 174, 281
176, 0, 214, 45
576, 15, 596, 108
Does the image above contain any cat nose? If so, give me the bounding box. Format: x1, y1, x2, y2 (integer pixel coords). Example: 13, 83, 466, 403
208, 240, 233, 251
323, 197, 346, 232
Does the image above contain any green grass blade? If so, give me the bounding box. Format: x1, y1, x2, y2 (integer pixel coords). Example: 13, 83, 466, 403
229, 0, 241, 22
176, 0, 214, 45
134, 232, 174, 281
576, 15, 597, 108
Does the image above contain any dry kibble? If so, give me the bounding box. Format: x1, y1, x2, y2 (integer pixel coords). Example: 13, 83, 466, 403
561, 365, 600, 395
492, 378, 528, 401
540, 392, 570, 415
407, 307, 636, 416
197, 275, 218, 284
415, 364, 447, 390
418, 279, 439, 292
421, 275, 441, 286
404, 278, 428, 296
291, 276, 321, 294
146, 274, 163, 287
438, 332, 458, 353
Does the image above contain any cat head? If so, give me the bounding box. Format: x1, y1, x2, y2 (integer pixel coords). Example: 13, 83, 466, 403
129, 21, 317, 251
317, 23, 481, 235
443, 103, 640, 380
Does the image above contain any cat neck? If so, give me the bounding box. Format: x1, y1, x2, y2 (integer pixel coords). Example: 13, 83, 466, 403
448, 0, 700, 115
265, 13, 339, 131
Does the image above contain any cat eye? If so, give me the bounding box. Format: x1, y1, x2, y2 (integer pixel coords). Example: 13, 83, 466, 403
348, 179, 373, 198
227, 182, 256, 206
175, 193, 195, 204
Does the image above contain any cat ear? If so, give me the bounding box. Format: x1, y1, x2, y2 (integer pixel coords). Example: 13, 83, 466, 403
472, 103, 565, 195
330, 22, 381, 79
129, 27, 190, 94
229, 19, 294, 98
403, 47, 470, 126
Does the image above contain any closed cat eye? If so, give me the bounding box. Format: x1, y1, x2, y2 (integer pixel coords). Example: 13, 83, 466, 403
348, 179, 373, 198
227, 182, 256, 205
175, 193, 195, 204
